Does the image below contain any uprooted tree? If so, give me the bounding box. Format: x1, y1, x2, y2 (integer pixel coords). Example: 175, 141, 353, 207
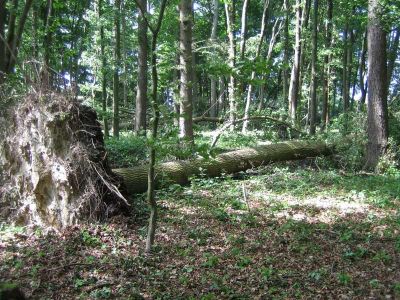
0, 90, 334, 229
0, 91, 128, 228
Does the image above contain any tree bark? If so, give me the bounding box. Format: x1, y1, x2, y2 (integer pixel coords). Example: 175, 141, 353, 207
288, 0, 303, 123
99, 0, 109, 138
135, 0, 148, 134
121, 0, 128, 107
114, 140, 332, 194
41, 0, 54, 88
321, 0, 332, 129
209, 0, 219, 118
342, 22, 349, 113
179, 0, 194, 143
358, 30, 368, 109
113, 0, 121, 139
309, 0, 318, 135
6, 0, 33, 74
364, 0, 389, 170
239, 0, 250, 61
224, 1, 237, 131
282, 0, 290, 105
0, 0, 7, 77
387, 27, 399, 86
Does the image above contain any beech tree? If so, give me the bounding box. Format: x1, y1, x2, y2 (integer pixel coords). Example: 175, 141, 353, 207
364, 0, 389, 170
135, 0, 148, 134
0, 0, 33, 82
288, 0, 303, 123
179, 0, 194, 143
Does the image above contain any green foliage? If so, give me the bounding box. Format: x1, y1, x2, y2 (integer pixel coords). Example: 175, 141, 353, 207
81, 230, 101, 247
337, 273, 352, 285
326, 112, 367, 171
202, 253, 219, 268
105, 134, 147, 168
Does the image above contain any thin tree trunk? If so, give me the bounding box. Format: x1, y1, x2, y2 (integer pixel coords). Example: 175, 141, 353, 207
239, 0, 250, 60
364, 0, 389, 170
298, 0, 311, 104
257, 83, 265, 111
113, 0, 121, 139
121, 0, 128, 107
321, 0, 332, 130
6, 0, 33, 74
210, 0, 219, 118
242, 0, 269, 133
135, 0, 148, 134
282, 0, 290, 104
134, 0, 168, 252
218, 77, 225, 115
99, 0, 109, 138
41, 0, 53, 88
172, 56, 180, 127
309, 0, 318, 135
347, 29, 355, 110
288, 0, 303, 123
342, 22, 349, 113
358, 30, 367, 109
224, 0, 236, 131
179, 0, 194, 143
387, 27, 399, 86
0, 0, 7, 78
5, 0, 18, 74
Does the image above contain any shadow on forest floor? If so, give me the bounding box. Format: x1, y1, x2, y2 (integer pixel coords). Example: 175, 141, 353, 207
1, 165, 400, 299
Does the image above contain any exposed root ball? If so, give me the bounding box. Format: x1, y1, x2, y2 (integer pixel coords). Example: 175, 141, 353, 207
0, 92, 126, 228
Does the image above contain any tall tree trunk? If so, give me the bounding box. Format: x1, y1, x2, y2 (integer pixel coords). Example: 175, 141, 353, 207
121, 0, 128, 107
288, 0, 303, 123
0, 0, 7, 78
135, 0, 148, 134
179, 0, 194, 143
321, 0, 332, 130
282, 0, 290, 104
210, 0, 219, 118
0, 0, 33, 78
342, 22, 349, 113
239, 0, 250, 60
387, 27, 399, 86
99, 0, 109, 138
309, 0, 318, 135
134, 0, 168, 253
41, 0, 53, 87
298, 0, 311, 105
224, 0, 236, 131
6, 0, 34, 74
5, 0, 19, 74
347, 29, 355, 110
364, 0, 389, 170
113, 0, 121, 139
358, 30, 368, 110
218, 77, 226, 115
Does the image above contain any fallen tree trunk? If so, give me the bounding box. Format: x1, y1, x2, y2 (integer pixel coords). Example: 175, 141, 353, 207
113, 140, 333, 194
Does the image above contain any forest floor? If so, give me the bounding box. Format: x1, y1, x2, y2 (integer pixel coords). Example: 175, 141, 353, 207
1, 163, 400, 299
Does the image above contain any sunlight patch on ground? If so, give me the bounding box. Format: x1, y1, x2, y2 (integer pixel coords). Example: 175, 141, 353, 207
253, 191, 387, 224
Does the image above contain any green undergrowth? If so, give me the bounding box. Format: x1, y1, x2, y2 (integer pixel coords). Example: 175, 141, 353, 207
2, 164, 399, 299
105, 129, 285, 169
